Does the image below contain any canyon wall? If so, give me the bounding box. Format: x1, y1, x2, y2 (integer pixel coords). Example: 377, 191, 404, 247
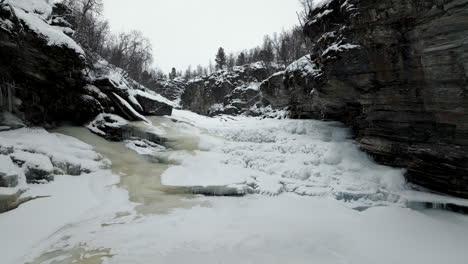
0, 1, 173, 127
262, 0, 468, 197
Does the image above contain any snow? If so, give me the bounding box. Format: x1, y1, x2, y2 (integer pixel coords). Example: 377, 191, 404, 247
309, 0, 333, 11
8, 0, 84, 54
163, 111, 407, 207
129, 89, 177, 108
9, 0, 52, 18
127, 94, 144, 112
245, 82, 261, 91
112, 92, 151, 124
86, 113, 129, 136
84, 85, 108, 99
309, 8, 334, 23
19, 195, 468, 264
90, 59, 177, 108
125, 139, 166, 156
0, 155, 17, 177
0, 128, 109, 174
322, 41, 360, 57
0, 127, 128, 264
0, 155, 26, 194
286, 55, 321, 77
0, 171, 129, 264
10, 150, 54, 172
2, 111, 468, 264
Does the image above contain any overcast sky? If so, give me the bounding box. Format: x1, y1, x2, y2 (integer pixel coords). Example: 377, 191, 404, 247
103, 0, 302, 73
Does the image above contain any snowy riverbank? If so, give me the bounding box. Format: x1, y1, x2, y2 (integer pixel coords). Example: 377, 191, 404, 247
1, 110, 468, 264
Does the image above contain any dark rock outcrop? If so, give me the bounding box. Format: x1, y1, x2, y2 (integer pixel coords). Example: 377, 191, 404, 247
134, 93, 173, 116
145, 78, 186, 102
87, 113, 164, 144
0, 1, 173, 127
90, 66, 174, 121
0, 155, 18, 187
0, 1, 96, 125
261, 56, 322, 119
10, 151, 54, 183
264, 0, 468, 198
181, 63, 280, 116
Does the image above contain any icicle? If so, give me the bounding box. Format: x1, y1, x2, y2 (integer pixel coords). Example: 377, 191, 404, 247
7, 84, 13, 112
0, 85, 3, 109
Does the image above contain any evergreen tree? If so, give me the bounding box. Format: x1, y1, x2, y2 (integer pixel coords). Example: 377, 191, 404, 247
236, 52, 246, 66
184, 65, 193, 81
215, 47, 227, 70
169, 67, 177, 80
227, 53, 236, 70
260, 36, 275, 65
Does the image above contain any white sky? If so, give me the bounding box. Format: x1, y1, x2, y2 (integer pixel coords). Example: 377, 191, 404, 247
103, 0, 302, 73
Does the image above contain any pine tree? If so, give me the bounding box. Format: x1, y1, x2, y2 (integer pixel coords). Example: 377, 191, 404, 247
236, 52, 246, 66
169, 67, 177, 80
260, 36, 275, 65
215, 47, 227, 70
227, 53, 236, 70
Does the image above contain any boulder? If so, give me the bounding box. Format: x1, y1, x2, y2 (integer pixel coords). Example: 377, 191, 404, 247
87, 113, 165, 145
134, 93, 173, 116
0, 191, 22, 213
0, 155, 18, 187
10, 151, 54, 183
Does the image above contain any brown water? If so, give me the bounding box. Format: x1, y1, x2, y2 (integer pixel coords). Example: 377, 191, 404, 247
28, 116, 207, 264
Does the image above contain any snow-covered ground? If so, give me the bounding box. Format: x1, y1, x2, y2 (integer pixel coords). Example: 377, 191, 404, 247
0, 128, 131, 264
2, 110, 468, 264
163, 110, 407, 210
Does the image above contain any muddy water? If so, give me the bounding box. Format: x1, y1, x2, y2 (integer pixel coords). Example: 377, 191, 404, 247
28, 117, 207, 264
53, 117, 203, 215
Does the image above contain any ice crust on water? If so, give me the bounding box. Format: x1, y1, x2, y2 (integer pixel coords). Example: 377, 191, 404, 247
2, 111, 468, 264
162, 110, 407, 207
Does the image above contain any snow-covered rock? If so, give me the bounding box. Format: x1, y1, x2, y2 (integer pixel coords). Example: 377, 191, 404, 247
0, 126, 113, 213
88, 60, 175, 122
181, 62, 281, 116
87, 113, 130, 141
0, 128, 110, 177
125, 139, 166, 156
10, 150, 54, 183
6, 0, 83, 54
260, 56, 320, 118
0, 155, 20, 188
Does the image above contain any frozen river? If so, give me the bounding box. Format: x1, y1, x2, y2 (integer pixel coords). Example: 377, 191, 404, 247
2, 110, 468, 264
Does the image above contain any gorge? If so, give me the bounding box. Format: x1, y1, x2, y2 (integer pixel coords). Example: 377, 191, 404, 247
1, 0, 468, 263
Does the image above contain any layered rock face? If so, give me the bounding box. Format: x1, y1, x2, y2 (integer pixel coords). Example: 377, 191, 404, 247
0, 1, 173, 126
0, 0, 175, 206
181, 63, 278, 116
261, 56, 322, 119
145, 78, 186, 103
0, 1, 91, 124
263, 0, 468, 197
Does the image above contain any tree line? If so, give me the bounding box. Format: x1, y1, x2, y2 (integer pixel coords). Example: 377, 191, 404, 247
62, 0, 311, 83
60, 0, 165, 83
176, 25, 310, 81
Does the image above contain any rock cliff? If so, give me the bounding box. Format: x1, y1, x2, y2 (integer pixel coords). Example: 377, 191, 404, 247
181, 63, 279, 116
0, 0, 173, 127
0, 0, 174, 207
262, 0, 468, 198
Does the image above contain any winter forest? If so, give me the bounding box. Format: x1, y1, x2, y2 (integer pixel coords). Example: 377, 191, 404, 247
1, 0, 468, 263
